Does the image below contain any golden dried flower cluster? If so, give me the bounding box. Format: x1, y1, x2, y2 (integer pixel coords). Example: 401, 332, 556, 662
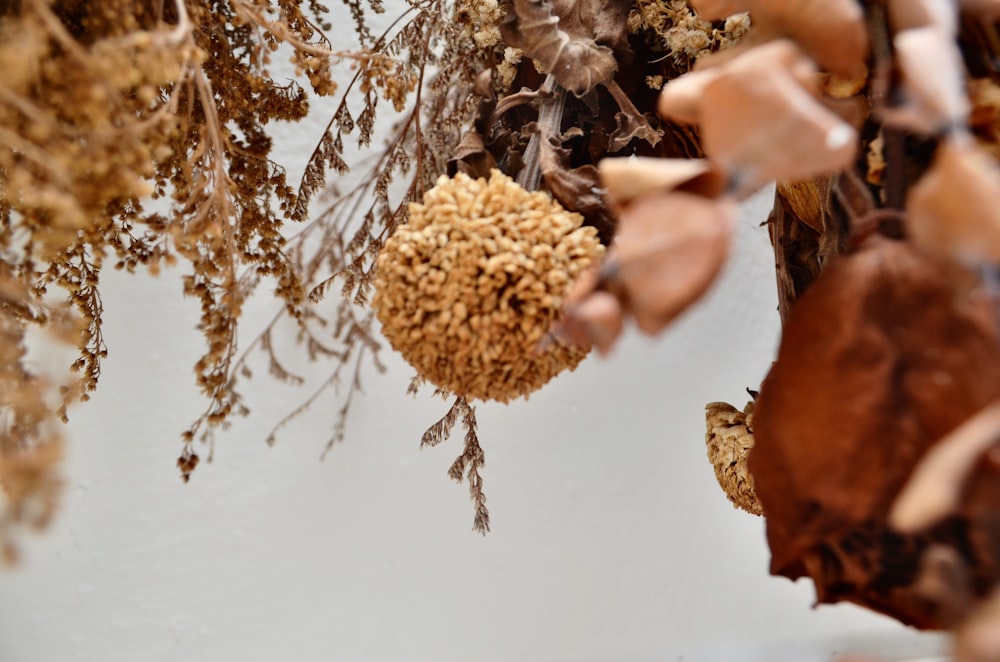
373, 171, 604, 402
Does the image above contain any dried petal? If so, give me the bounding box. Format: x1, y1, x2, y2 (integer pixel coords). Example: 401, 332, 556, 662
756, 0, 870, 80
906, 137, 1000, 265
884, 27, 969, 133
557, 290, 624, 355
606, 191, 735, 334
658, 40, 817, 126
700, 53, 856, 191
891, 402, 1000, 534
598, 157, 726, 207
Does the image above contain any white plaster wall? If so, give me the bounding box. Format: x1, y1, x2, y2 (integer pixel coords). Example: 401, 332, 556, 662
0, 13, 948, 660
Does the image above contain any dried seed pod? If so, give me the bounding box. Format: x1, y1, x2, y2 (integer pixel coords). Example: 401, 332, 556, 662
750, 236, 1000, 629
906, 137, 1000, 265
372, 171, 604, 402
605, 191, 735, 335
598, 157, 726, 207
884, 26, 969, 134
705, 401, 764, 516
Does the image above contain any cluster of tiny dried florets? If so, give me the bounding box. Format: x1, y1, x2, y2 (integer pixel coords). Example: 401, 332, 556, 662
373, 171, 604, 402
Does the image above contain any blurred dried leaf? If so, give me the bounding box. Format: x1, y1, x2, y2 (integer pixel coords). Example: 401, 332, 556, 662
699, 46, 856, 191
604, 191, 735, 335
906, 137, 1000, 265
750, 236, 1000, 628
884, 26, 969, 133
891, 401, 1000, 534
598, 157, 725, 207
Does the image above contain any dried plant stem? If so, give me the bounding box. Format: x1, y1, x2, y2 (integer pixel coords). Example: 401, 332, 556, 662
518, 74, 566, 192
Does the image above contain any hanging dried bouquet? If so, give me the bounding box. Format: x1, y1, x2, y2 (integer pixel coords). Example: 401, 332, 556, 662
4, 0, 1000, 657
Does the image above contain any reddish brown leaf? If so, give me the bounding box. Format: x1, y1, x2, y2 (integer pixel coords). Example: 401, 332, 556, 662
750, 236, 1000, 629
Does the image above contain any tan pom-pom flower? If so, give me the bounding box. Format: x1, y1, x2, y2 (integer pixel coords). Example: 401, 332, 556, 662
372, 170, 605, 402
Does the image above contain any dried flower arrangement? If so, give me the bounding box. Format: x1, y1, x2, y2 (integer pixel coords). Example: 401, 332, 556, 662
4, 0, 1000, 657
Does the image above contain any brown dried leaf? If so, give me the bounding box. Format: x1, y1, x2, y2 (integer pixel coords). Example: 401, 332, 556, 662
604, 191, 735, 335
750, 236, 1000, 628
556, 289, 624, 355
906, 137, 1000, 265
883, 27, 969, 134
500, 0, 618, 96
700, 53, 856, 191
756, 0, 869, 80
447, 131, 497, 179
599, 157, 726, 207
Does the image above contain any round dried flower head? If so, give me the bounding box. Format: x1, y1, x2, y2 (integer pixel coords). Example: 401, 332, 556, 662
373, 170, 605, 402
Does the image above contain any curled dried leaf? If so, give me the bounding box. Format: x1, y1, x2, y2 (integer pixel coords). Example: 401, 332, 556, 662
500, 0, 618, 96
906, 137, 1000, 265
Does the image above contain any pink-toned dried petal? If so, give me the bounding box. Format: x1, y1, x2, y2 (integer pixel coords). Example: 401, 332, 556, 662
884, 27, 969, 133
888, 0, 957, 34
658, 40, 820, 127
598, 157, 726, 207
689, 0, 751, 21
891, 401, 1000, 534
559, 291, 624, 355
700, 61, 856, 190
608, 191, 735, 335
757, 0, 869, 80
906, 137, 1000, 264
657, 67, 721, 125
562, 263, 602, 307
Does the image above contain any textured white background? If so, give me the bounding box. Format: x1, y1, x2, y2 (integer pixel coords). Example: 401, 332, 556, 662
0, 10, 948, 660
